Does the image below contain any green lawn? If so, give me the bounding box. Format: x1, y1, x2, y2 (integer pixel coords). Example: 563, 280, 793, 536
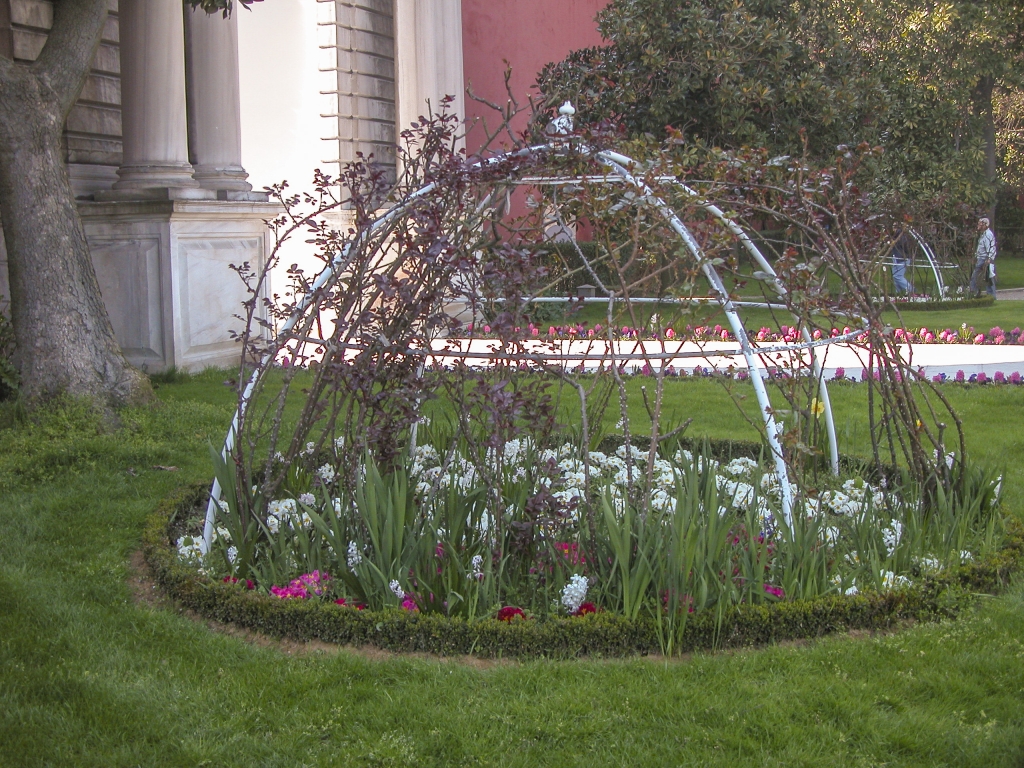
2, 375, 1024, 766
997, 256, 1024, 289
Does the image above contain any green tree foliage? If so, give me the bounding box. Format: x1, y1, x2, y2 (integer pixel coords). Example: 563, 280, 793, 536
538, 0, 1024, 218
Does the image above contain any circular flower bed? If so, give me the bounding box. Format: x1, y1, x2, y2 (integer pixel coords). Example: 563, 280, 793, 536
146, 466, 1024, 659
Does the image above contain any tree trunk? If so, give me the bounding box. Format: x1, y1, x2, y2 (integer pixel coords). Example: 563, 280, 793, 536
0, 0, 150, 407
974, 74, 998, 225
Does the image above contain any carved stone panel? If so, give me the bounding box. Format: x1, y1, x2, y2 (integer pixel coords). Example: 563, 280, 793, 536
176, 236, 262, 365
90, 236, 164, 364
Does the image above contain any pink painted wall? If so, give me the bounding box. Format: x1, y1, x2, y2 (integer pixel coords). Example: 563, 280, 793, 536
461, 0, 608, 154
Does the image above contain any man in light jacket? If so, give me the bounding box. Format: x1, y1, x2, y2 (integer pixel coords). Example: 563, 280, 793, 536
969, 217, 997, 297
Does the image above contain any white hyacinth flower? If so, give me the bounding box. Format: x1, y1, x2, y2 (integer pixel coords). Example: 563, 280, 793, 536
882, 520, 903, 555
298, 492, 315, 506
317, 464, 336, 483
346, 541, 362, 572
469, 554, 484, 580
227, 546, 238, 564
389, 579, 405, 600
561, 574, 589, 614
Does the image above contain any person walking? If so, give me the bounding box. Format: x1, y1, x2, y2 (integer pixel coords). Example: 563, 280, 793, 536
969, 217, 997, 297
891, 229, 912, 295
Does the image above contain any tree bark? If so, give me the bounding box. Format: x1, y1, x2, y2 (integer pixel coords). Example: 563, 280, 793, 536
973, 73, 998, 225
0, 0, 150, 407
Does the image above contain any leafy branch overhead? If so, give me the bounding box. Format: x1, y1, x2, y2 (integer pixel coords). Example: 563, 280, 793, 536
187, 0, 263, 17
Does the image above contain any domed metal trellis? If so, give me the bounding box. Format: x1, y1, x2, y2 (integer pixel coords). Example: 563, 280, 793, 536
202, 103, 865, 550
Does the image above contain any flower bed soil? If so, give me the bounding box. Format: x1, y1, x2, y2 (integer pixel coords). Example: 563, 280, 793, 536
143, 483, 1024, 659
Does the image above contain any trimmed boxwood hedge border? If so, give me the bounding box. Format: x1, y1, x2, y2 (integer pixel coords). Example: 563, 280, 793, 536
143, 482, 1024, 659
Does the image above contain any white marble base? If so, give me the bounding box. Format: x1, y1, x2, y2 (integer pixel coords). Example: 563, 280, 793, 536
79, 198, 281, 372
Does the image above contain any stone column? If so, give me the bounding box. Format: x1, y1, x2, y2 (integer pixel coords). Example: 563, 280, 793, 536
184, 7, 252, 193
395, 0, 465, 148
113, 0, 198, 190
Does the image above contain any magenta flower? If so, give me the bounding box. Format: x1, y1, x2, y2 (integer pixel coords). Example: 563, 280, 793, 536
834, 367, 845, 380
1011, 372, 1022, 384
955, 370, 965, 383
270, 584, 307, 599
763, 584, 785, 599
995, 371, 1006, 383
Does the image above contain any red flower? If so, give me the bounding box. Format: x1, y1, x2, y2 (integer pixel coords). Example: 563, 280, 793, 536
574, 602, 597, 616
497, 606, 525, 622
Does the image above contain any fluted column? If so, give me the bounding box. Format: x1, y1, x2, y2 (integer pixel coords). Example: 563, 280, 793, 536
184, 7, 251, 192
395, 0, 465, 148
113, 0, 197, 190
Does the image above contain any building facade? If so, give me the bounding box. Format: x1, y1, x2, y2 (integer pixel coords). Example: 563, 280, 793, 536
0, 0, 606, 371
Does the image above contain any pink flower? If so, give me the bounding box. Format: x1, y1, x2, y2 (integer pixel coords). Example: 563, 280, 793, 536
721, 329, 730, 340
834, 367, 845, 380
401, 598, 419, 612
548, 326, 556, 336
666, 328, 675, 339
977, 372, 988, 384
763, 584, 785, 599
483, 325, 491, 334
270, 585, 307, 599
974, 334, 986, 344
995, 371, 1006, 383
1011, 372, 1022, 384
222, 576, 254, 589
955, 370, 965, 382
531, 327, 539, 336
334, 598, 365, 609
813, 329, 822, 340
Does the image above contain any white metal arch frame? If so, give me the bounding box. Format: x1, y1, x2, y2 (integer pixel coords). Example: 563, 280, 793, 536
203, 105, 864, 548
